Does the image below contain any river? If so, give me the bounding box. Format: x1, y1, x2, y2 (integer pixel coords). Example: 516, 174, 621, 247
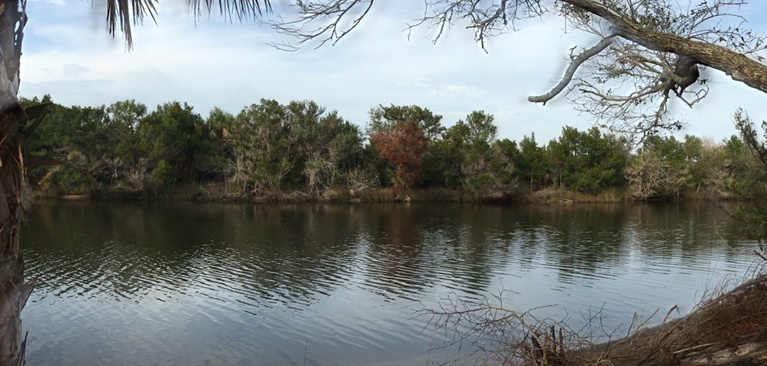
21, 201, 756, 365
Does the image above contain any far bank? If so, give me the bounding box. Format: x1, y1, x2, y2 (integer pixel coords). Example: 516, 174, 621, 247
32, 184, 729, 204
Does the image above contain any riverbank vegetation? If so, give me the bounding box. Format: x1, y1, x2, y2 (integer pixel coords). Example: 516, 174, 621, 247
425, 256, 767, 366
21, 95, 761, 204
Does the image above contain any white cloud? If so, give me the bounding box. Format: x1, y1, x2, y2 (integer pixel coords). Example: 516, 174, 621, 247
61, 63, 88, 76
18, 0, 767, 144
435, 85, 486, 99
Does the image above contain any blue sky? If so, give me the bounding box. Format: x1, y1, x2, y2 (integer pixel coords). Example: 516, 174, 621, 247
18, 0, 767, 143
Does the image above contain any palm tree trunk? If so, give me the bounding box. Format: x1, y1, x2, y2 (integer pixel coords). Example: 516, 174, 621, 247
0, 106, 35, 365
0, 1, 36, 365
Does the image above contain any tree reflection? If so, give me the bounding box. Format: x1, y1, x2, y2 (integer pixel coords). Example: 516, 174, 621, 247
21, 201, 753, 365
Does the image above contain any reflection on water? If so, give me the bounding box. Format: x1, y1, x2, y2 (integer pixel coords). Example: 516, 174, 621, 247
22, 201, 754, 365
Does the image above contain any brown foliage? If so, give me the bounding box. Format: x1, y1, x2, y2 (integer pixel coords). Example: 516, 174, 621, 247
663, 271, 767, 364
369, 120, 427, 194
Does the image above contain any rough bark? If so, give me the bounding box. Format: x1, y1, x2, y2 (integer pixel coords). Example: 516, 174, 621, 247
0, 1, 35, 365
561, 0, 767, 94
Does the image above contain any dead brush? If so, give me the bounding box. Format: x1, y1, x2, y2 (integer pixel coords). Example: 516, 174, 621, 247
690, 276, 767, 348
658, 264, 767, 365
421, 253, 767, 366
419, 293, 625, 366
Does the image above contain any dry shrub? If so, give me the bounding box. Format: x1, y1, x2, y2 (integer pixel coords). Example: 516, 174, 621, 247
689, 275, 767, 349
657, 260, 767, 365
422, 257, 767, 366
420, 293, 625, 366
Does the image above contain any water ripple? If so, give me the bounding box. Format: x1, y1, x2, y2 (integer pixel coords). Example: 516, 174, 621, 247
20, 201, 758, 366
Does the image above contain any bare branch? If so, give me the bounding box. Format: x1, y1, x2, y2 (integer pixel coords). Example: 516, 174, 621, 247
528, 34, 616, 105
263, 0, 767, 138
271, 0, 545, 51
269, 0, 374, 51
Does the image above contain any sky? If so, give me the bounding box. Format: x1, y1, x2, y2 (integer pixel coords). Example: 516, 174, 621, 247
17, 0, 767, 144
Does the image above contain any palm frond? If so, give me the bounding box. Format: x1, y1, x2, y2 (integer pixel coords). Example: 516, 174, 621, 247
105, 0, 158, 49
189, 0, 272, 20
104, 0, 271, 49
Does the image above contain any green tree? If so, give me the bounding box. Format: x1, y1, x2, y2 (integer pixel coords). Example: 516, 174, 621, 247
681, 135, 735, 198
624, 135, 689, 199
229, 99, 366, 197
28, 102, 111, 194
720, 135, 755, 197
27, 99, 227, 193
152, 159, 175, 188
421, 126, 463, 189
231, 99, 292, 195
452, 111, 514, 194
516, 133, 550, 190
730, 111, 767, 239
138, 101, 211, 186
105, 100, 148, 190
205, 107, 237, 188
369, 105, 445, 141
283, 100, 365, 196
682, 135, 705, 192
548, 127, 627, 193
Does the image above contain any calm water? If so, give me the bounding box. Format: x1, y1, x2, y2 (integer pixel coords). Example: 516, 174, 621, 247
21, 201, 756, 365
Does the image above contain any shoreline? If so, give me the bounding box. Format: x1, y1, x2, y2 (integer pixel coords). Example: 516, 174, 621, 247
32, 184, 723, 204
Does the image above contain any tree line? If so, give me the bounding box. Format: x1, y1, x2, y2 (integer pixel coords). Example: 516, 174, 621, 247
21, 95, 759, 202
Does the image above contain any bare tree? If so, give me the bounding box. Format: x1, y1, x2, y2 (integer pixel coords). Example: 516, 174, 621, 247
270, 0, 767, 139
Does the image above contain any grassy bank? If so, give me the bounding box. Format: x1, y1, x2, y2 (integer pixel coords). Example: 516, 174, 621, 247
524, 187, 624, 203
34, 184, 734, 204
33, 183, 514, 203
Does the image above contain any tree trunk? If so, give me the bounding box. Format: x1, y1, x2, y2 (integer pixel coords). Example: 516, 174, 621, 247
562, 0, 767, 94
0, 1, 36, 365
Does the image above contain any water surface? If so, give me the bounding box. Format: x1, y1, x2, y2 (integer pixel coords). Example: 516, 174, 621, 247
22, 201, 755, 365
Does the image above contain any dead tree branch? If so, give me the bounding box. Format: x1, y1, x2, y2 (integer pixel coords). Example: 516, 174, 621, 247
529, 34, 616, 105
269, 0, 375, 51
270, 0, 767, 137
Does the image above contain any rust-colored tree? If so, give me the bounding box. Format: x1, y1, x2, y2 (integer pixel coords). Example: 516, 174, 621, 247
369, 120, 427, 196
